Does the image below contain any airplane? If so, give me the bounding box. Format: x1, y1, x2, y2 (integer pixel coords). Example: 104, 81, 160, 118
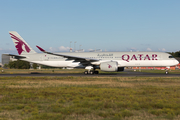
7, 31, 179, 75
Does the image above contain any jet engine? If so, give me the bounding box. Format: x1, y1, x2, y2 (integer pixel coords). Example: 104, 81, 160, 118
100, 61, 124, 72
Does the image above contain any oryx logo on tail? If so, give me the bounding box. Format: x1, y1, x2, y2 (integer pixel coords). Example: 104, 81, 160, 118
9, 33, 30, 55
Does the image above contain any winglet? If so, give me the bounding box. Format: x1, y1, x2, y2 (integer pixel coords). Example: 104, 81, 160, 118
36, 45, 45, 52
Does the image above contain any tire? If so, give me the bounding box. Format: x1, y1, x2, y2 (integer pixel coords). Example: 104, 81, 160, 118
94, 71, 99, 74
84, 71, 88, 75
90, 71, 94, 75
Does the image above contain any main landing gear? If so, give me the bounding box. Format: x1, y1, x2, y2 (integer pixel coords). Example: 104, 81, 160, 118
84, 70, 99, 75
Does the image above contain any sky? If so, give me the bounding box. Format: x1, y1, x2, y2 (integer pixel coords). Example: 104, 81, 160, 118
1, 0, 180, 61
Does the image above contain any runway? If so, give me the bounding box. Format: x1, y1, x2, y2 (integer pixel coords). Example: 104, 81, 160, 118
0, 71, 180, 77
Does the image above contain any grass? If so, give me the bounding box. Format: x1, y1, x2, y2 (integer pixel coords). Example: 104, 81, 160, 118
0, 76, 180, 119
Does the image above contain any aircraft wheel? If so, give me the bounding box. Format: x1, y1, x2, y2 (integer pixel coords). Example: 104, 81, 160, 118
90, 71, 94, 75
165, 71, 168, 75
84, 71, 88, 75
94, 71, 99, 74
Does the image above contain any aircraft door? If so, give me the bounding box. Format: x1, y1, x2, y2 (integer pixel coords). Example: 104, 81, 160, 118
43, 54, 48, 61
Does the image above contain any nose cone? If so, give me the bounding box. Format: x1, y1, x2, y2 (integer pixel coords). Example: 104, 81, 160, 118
174, 59, 179, 65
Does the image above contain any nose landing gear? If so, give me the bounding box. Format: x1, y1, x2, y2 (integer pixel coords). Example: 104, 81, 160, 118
165, 67, 170, 75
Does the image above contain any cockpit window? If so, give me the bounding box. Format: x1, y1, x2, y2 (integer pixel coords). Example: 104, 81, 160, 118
169, 56, 174, 58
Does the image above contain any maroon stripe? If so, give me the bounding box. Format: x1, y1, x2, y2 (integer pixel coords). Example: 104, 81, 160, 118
10, 34, 21, 42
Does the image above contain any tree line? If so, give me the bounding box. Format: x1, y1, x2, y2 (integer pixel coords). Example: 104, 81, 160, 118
4, 60, 37, 69
168, 51, 180, 57
3, 60, 56, 69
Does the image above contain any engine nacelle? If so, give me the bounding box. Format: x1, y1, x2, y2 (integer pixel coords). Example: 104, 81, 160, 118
100, 61, 124, 72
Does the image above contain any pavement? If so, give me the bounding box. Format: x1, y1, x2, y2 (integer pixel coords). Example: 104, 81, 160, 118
0, 71, 180, 77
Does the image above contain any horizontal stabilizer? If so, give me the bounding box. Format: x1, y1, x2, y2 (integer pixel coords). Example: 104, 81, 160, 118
3, 54, 26, 59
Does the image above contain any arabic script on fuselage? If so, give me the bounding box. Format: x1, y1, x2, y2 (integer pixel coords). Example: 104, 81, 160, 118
97, 54, 113, 56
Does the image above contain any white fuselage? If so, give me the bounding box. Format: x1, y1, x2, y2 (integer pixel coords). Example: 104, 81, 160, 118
20, 51, 179, 68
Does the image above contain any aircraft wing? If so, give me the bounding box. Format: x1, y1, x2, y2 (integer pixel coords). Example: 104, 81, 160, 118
36, 46, 99, 65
